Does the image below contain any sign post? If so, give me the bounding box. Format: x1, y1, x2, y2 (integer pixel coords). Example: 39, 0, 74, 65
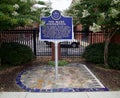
55, 41, 58, 79
39, 10, 73, 80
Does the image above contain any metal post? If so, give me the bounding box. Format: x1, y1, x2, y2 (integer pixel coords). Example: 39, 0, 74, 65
90, 31, 92, 44
55, 41, 58, 80
33, 29, 37, 56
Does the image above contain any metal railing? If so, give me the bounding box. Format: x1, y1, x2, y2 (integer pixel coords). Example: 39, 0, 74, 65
0, 29, 105, 59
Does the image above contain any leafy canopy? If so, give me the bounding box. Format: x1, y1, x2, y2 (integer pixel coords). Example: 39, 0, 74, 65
0, 0, 51, 30
66, 0, 120, 32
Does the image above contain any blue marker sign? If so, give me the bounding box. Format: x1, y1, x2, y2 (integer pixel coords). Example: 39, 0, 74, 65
39, 10, 73, 41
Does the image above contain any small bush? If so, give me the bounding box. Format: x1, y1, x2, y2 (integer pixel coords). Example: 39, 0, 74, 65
83, 43, 104, 64
83, 43, 120, 70
48, 60, 68, 66
108, 57, 120, 70
0, 42, 34, 66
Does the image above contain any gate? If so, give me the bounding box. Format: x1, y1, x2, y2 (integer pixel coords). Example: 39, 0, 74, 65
0, 29, 52, 57
1, 29, 105, 59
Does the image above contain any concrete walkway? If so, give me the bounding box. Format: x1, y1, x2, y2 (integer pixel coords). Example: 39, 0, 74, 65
0, 91, 120, 98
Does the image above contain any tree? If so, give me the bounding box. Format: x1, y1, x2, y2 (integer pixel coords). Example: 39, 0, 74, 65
0, 0, 51, 31
66, 0, 120, 67
0, 0, 52, 65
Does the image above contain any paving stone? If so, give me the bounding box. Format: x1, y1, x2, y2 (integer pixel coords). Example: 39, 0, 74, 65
16, 63, 108, 92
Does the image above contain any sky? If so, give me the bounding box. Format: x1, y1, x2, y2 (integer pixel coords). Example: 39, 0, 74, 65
39, 0, 72, 11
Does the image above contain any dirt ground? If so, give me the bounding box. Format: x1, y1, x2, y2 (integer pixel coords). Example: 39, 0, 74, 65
0, 57, 120, 92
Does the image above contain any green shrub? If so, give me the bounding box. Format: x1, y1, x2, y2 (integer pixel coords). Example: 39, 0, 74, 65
48, 60, 68, 66
83, 43, 120, 70
83, 43, 104, 64
0, 42, 34, 66
108, 57, 120, 70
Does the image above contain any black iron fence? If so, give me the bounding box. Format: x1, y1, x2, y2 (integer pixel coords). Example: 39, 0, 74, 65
0, 29, 105, 59
1, 29, 37, 56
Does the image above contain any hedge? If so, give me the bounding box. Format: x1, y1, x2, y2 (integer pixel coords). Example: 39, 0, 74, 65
82, 43, 120, 70
0, 42, 34, 66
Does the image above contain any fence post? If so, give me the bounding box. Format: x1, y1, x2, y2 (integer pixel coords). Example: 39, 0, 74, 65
52, 43, 61, 60
90, 31, 92, 44
33, 28, 37, 56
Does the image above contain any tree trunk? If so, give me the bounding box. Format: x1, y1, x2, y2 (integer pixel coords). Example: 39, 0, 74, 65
103, 28, 117, 68
104, 37, 110, 68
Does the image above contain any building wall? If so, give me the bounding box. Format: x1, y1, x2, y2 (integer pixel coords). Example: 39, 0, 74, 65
74, 24, 120, 44
74, 24, 105, 44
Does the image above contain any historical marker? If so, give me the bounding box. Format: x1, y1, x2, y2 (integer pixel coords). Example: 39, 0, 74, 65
39, 10, 73, 41
39, 10, 73, 79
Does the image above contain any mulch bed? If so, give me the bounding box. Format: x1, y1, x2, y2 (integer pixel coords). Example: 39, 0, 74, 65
0, 65, 30, 92
85, 62, 120, 91
0, 57, 120, 91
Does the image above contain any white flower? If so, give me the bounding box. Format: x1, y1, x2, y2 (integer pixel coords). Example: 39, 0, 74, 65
85, 4, 87, 8
111, 0, 120, 5
41, 13, 45, 17
13, 4, 19, 9
27, 19, 33, 25
45, 0, 52, 7
74, 10, 79, 13
41, 8, 46, 13
12, 11, 19, 16
89, 23, 101, 33
20, 0, 27, 3
100, 13, 105, 19
116, 21, 120, 25
108, 8, 120, 18
74, 0, 82, 4
30, 7, 37, 12
70, 0, 82, 8
82, 10, 90, 18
